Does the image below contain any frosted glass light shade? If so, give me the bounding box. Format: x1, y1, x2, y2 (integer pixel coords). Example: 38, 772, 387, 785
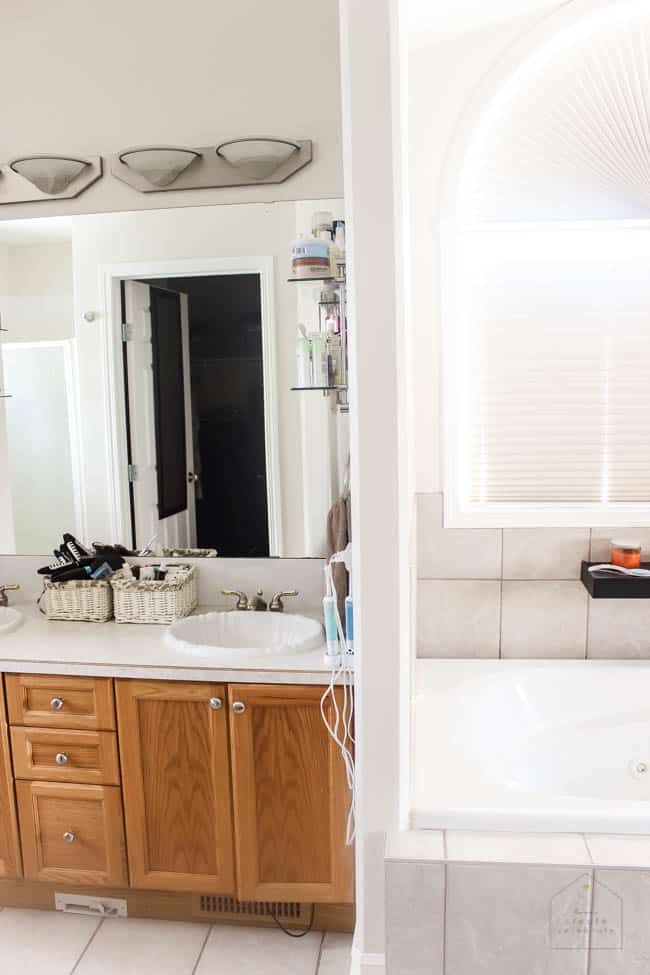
9, 156, 89, 195
118, 147, 201, 188
216, 139, 300, 180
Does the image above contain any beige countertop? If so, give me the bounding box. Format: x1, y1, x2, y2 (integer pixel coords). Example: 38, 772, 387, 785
0, 601, 345, 685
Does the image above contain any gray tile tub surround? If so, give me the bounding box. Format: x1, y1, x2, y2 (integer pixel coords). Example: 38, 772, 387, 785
416, 494, 502, 580
385, 859, 445, 975
445, 863, 591, 975
417, 580, 501, 658
501, 581, 588, 659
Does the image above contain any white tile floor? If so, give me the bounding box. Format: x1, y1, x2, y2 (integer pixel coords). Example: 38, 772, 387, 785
0, 909, 352, 975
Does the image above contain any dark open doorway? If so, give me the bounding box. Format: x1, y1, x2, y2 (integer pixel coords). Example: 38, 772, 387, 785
139, 273, 270, 557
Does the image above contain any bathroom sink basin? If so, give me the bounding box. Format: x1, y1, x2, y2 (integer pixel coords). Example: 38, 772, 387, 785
165, 611, 324, 660
0, 606, 23, 635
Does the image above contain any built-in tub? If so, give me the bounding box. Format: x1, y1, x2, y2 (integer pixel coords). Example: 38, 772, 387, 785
414, 658, 650, 834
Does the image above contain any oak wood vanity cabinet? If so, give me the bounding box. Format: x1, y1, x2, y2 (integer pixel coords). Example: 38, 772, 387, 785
0, 673, 353, 907
117, 680, 353, 904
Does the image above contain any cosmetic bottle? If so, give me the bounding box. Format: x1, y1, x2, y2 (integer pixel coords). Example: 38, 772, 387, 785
296, 325, 312, 386
326, 330, 343, 387
310, 332, 328, 387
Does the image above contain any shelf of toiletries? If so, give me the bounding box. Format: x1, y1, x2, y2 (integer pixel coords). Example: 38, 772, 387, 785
290, 210, 348, 410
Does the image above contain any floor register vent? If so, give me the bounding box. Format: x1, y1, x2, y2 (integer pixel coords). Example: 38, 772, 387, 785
194, 895, 306, 924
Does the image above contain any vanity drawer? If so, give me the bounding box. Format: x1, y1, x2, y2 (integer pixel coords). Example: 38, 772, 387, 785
16, 781, 127, 886
5, 675, 116, 731
11, 727, 120, 786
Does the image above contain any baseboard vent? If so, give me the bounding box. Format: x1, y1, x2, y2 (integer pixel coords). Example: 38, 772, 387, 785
193, 895, 306, 925
55, 893, 128, 918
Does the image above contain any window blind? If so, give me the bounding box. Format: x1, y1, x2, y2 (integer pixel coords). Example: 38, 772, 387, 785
460, 228, 650, 506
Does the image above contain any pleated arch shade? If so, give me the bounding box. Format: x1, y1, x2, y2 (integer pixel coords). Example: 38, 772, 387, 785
460, 0, 650, 223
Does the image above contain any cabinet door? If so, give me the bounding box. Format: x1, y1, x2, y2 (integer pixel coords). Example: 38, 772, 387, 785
16, 781, 126, 886
0, 680, 21, 878
116, 680, 235, 893
229, 684, 354, 904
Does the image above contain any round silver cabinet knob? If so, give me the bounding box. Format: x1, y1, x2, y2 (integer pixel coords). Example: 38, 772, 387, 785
63, 831, 76, 844
208, 697, 223, 711
55, 752, 69, 766
232, 701, 246, 714
50, 697, 64, 711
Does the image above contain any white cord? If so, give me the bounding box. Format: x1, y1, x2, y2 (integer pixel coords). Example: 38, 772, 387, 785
320, 560, 356, 845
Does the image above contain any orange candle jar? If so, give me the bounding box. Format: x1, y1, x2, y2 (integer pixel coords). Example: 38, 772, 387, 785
611, 539, 642, 569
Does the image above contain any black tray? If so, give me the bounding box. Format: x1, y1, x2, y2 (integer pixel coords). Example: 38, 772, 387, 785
581, 560, 650, 599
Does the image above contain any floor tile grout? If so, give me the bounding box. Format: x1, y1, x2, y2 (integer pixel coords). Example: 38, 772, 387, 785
69, 916, 104, 974
190, 924, 213, 975
314, 931, 325, 974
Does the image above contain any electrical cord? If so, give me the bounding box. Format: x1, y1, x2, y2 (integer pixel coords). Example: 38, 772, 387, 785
270, 902, 316, 938
320, 560, 356, 846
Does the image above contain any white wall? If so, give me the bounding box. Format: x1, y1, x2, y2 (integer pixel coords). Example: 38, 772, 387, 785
0, 0, 342, 219
0, 242, 73, 342
71, 202, 342, 555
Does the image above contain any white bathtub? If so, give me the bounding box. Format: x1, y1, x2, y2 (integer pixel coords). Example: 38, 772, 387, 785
414, 658, 650, 834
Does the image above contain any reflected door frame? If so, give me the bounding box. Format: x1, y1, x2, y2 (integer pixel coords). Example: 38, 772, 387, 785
98, 256, 282, 556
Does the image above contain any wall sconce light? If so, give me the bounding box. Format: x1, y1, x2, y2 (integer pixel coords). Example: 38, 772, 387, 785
216, 138, 300, 180
117, 146, 201, 188
111, 137, 312, 193
1, 154, 102, 205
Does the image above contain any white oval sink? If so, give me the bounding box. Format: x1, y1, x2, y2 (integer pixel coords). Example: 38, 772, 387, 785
165, 611, 324, 661
0, 606, 23, 635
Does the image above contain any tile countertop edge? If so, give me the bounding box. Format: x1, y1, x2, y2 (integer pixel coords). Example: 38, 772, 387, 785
0, 602, 348, 685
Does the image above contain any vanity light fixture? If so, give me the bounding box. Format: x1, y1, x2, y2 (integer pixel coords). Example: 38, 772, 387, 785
117, 146, 201, 189
1, 154, 102, 205
9, 155, 89, 195
216, 138, 300, 180
111, 138, 312, 193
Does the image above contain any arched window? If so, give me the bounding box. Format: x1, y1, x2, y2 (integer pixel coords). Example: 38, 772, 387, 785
443, 0, 650, 527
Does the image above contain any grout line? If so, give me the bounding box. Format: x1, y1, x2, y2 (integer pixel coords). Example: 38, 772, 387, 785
69, 917, 104, 974
441, 862, 448, 975
191, 924, 213, 975
314, 931, 326, 974
583, 833, 595, 866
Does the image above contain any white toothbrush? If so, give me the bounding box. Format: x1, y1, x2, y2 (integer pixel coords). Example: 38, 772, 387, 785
588, 563, 650, 577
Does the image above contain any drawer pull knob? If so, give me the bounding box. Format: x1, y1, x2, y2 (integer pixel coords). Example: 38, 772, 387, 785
55, 752, 69, 766
232, 701, 246, 714
50, 697, 64, 711
209, 697, 223, 711
63, 831, 76, 844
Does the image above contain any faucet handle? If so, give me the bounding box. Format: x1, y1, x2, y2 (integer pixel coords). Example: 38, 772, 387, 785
221, 589, 249, 611
269, 590, 299, 613
0, 584, 20, 607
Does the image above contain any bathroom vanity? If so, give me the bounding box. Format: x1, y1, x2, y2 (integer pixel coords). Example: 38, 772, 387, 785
0, 608, 354, 931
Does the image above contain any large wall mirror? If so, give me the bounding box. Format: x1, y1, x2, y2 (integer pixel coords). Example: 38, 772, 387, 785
0, 199, 347, 558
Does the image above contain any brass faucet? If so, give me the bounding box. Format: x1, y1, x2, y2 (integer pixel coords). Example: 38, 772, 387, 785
221, 588, 267, 611
0, 584, 20, 608
221, 588, 298, 612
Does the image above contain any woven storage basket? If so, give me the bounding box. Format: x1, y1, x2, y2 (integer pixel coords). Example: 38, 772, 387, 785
110, 565, 197, 624
42, 578, 113, 622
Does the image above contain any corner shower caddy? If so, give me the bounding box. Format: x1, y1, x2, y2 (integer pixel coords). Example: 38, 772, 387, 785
288, 269, 349, 413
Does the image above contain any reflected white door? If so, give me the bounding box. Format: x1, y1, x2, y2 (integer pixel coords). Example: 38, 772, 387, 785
123, 281, 197, 551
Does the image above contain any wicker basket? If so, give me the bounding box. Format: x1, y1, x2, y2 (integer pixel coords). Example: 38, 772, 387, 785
42, 578, 113, 622
110, 565, 198, 624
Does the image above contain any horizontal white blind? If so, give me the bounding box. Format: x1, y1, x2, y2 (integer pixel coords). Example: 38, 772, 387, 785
461, 228, 650, 505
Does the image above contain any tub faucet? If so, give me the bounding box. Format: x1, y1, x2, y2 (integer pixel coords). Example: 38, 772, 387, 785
0, 584, 20, 608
